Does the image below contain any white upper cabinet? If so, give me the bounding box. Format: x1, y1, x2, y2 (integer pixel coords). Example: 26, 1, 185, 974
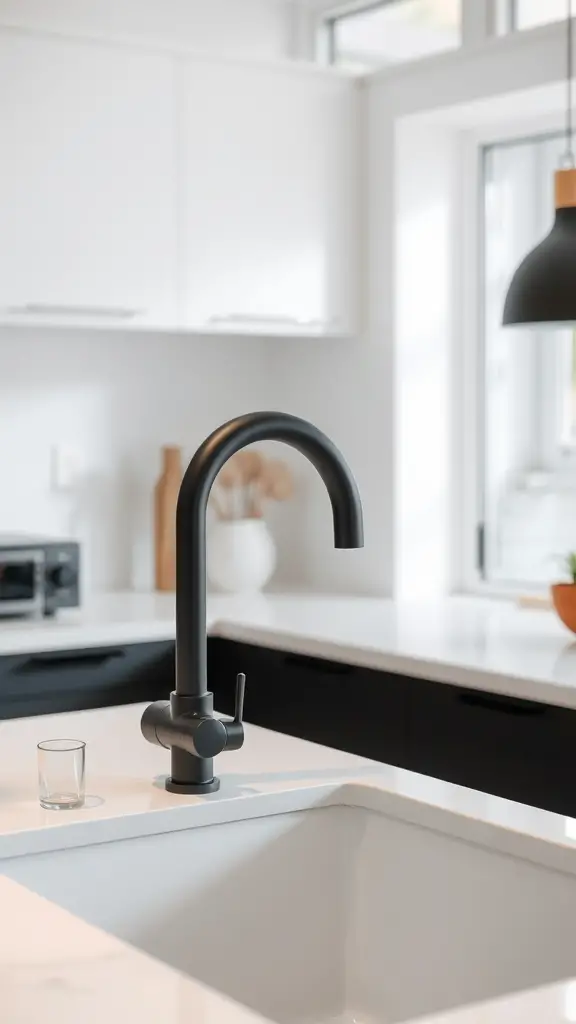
0, 27, 358, 338
181, 60, 359, 336
0, 31, 178, 328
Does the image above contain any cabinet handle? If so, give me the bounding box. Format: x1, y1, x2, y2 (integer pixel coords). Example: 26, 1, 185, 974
457, 691, 546, 717
207, 313, 341, 329
6, 303, 142, 320
15, 649, 126, 674
283, 652, 353, 676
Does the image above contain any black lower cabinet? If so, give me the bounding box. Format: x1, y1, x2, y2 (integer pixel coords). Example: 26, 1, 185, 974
209, 638, 576, 818
209, 638, 407, 767
0, 641, 175, 719
406, 679, 576, 817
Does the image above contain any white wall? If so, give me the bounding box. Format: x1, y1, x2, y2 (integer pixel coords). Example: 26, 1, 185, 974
0, 330, 379, 597
394, 119, 456, 598
0, 0, 296, 57
270, 339, 394, 595
0, 330, 273, 593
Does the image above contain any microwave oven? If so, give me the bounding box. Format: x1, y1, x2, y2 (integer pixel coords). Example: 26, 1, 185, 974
0, 534, 80, 618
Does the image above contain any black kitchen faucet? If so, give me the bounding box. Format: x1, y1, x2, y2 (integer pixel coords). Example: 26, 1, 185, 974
141, 411, 364, 794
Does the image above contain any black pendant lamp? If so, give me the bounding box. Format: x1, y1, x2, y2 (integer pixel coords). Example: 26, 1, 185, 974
503, 0, 576, 328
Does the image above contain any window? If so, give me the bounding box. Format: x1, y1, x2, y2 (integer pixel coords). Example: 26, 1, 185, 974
480, 130, 576, 587
326, 0, 461, 72
515, 0, 566, 29
497, 0, 567, 33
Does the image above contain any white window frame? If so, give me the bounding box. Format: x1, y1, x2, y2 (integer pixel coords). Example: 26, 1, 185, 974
317, 0, 497, 67
460, 111, 572, 596
501, 0, 569, 33
559, 334, 576, 452
495, 0, 514, 33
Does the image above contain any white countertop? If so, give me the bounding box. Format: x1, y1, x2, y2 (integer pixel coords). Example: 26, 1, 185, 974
1, 701, 576, 1022
0, 699, 576, 869
0, 701, 385, 859
0, 875, 266, 1024
1, 590, 576, 708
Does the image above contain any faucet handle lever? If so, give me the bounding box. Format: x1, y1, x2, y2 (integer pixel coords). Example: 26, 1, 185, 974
224, 672, 246, 752
234, 672, 246, 724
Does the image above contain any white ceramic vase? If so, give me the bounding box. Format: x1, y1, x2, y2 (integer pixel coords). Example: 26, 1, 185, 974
207, 519, 277, 594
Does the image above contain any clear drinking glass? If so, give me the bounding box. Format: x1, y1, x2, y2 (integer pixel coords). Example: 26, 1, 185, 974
37, 739, 86, 810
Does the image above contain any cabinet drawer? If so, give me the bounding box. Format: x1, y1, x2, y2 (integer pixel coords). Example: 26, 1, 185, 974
209, 639, 407, 766
0, 641, 175, 719
408, 679, 576, 815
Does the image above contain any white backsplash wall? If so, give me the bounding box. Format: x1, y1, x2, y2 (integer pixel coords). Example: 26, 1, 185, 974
268, 339, 394, 596
0, 328, 395, 597
0, 329, 273, 593
0, 329, 387, 597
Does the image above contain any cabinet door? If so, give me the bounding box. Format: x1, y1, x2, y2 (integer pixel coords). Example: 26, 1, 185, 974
181, 60, 358, 335
407, 678, 576, 817
209, 640, 407, 766
0, 642, 174, 719
0, 30, 178, 328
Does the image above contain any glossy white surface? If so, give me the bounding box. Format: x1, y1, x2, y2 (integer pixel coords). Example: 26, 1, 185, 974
0, 701, 374, 859
0, 876, 267, 1024
418, 979, 576, 1024
1, 701, 576, 1023
0, 25, 357, 336
0, 700, 576, 872
4, 870, 576, 1024
182, 58, 358, 334
9, 792, 576, 1024
0, 30, 179, 328
0, 591, 179, 654
1, 591, 576, 708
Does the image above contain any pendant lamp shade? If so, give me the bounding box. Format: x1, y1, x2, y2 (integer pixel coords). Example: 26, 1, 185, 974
502, 168, 576, 327
503, 0, 576, 328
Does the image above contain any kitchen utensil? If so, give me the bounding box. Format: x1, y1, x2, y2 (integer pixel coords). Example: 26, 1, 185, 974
154, 446, 182, 592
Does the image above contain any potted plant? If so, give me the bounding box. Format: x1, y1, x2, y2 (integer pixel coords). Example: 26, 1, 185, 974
552, 553, 576, 633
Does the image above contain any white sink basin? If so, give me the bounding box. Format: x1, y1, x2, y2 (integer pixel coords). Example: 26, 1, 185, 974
6, 784, 576, 1024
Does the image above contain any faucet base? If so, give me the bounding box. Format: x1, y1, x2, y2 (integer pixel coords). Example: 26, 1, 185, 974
165, 776, 220, 795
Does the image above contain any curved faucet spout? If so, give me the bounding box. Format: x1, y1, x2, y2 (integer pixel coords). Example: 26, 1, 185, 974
142, 411, 363, 795
176, 411, 363, 698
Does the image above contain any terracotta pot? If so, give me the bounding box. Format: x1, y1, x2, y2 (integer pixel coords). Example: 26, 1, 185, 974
551, 583, 576, 633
